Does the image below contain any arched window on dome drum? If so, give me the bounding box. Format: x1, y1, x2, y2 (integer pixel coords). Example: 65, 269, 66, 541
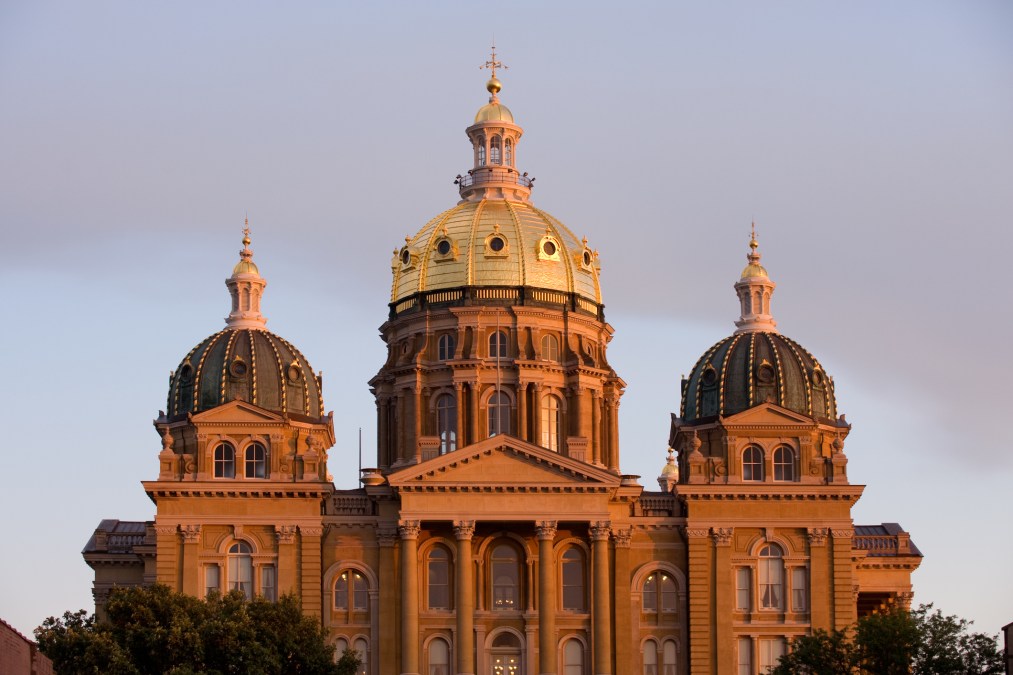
436, 395, 457, 454
563, 639, 583, 675
427, 546, 451, 610
245, 442, 267, 478
490, 136, 502, 164
561, 547, 586, 611
540, 394, 562, 452
428, 637, 450, 675
227, 542, 253, 599
491, 544, 520, 610
742, 445, 763, 481
541, 334, 559, 361
490, 330, 508, 358
642, 572, 677, 614
488, 391, 511, 437
504, 138, 513, 166
214, 443, 235, 478
438, 333, 455, 361
477, 137, 486, 166
758, 544, 784, 609
773, 446, 796, 481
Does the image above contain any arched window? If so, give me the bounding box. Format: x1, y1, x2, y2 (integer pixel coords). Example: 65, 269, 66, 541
436, 394, 457, 454
428, 638, 450, 675
742, 445, 763, 481
561, 548, 585, 611
227, 542, 253, 599
491, 544, 520, 610
438, 334, 455, 361
427, 547, 451, 610
773, 446, 795, 481
642, 572, 677, 613
490, 136, 502, 164
334, 570, 368, 612
662, 641, 677, 675
489, 330, 508, 358
643, 639, 658, 675
244, 442, 267, 478
488, 391, 511, 437
214, 443, 235, 478
490, 632, 522, 674
758, 544, 784, 609
477, 138, 486, 166
353, 638, 368, 675
334, 637, 349, 664
541, 334, 559, 360
540, 395, 562, 452
563, 639, 583, 675
505, 138, 513, 166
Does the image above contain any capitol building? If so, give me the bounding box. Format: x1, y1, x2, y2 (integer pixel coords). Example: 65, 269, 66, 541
84, 56, 921, 675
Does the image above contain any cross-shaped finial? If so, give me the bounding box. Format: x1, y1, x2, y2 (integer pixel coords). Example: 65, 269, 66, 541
480, 41, 507, 79
749, 221, 758, 250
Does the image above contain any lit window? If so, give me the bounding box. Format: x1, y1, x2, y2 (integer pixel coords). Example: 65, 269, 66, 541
540, 395, 562, 452
334, 570, 368, 611
643, 639, 658, 675
759, 544, 784, 609
642, 572, 677, 613
214, 443, 235, 478
354, 638, 368, 675
758, 637, 786, 672
245, 442, 267, 479
491, 136, 502, 164
541, 334, 559, 360
205, 564, 220, 597
563, 639, 583, 675
791, 567, 807, 612
561, 548, 585, 611
491, 544, 519, 610
737, 637, 751, 675
742, 445, 763, 481
228, 542, 253, 599
427, 547, 451, 610
428, 638, 450, 675
736, 567, 751, 611
773, 446, 795, 481
438, 334, 456, 361
436, 395, 457, 454
261, 564, 276, 601
505, 138, 513, 166
489, 330, 508, 358
488, 391, 511, 437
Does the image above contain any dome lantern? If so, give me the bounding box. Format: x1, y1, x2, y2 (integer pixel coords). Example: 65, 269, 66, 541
733, 223, 777, 334
225, 219, 268, 329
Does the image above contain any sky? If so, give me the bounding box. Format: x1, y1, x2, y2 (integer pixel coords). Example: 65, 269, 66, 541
1, 0, 1011, 640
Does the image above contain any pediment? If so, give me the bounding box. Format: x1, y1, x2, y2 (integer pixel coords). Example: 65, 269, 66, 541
387, 435, 621, 489
721, 402, 816, 427
190, 400, 285, 424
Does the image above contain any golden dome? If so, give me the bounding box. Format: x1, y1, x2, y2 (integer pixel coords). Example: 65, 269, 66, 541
232, 259, 260, 275
392, 200, 601, 306
475, 101, 514, 124
740, 261, 768, 279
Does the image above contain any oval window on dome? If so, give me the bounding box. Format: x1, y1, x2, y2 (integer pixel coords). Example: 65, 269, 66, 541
490, 236, 505, 252
229, 359, 248, 378
811, 369, 824, 386
401, 249, 411, 266
180, 363, 193, 381
542, 241, 556, 256
583, 250, 592, 266
287, 364, 302, 384
437, 239, 452, 256
756, 362, 776, 384
702, 367, 718, 386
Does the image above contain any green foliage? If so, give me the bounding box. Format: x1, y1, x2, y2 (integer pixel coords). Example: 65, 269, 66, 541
773, 604, 1003, 675
335, 647, 362, 675
35, 585, 340, 675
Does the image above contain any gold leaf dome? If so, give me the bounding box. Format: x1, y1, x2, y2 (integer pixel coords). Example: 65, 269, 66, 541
475, 101, 514, 124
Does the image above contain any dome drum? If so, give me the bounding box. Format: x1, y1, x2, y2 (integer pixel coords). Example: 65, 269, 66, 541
388, 284, 604, 321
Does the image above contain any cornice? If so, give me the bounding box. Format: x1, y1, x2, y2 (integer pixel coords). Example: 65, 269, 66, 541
142, 481, 333, 499
675, 485, 864, 501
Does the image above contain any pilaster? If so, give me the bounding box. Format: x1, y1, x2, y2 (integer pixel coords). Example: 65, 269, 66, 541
300, 525, 323, 617
399, 520, 421, 675
454, 520, 476, 675
685, 527, 712, 674
590, 521, 612, 675
536, 520, 558, 675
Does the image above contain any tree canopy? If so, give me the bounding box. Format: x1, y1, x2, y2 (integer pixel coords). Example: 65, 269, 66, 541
772, 603, 1003, 675
35, 585, 354, 675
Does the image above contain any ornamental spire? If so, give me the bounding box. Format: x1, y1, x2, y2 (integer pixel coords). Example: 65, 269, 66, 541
225, 217, 268, 329
733, 223, 778, 333
480, 41, 508, 102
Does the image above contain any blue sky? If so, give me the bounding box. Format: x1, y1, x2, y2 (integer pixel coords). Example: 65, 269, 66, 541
1, 1, 1011, 638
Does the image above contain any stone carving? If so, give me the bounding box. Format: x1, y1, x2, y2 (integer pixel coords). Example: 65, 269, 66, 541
807, 527, 829, 546
181, 524, 201, 543
684, 528, 711, 539
611, 527, 633, 548
711, 527, 733, 546
534, 521, 557, 540
300, 526, 324, 538
275, 525, 298, 544
398, 520, 421, 539
454, 520, 476, 540
589, 521, 611, 541
376, 527, 398, 548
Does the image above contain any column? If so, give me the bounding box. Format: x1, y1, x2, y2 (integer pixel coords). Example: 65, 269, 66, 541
536, 521, 558, 675
518, 382, 528, 442
469, 381, 480, 444
591, 390, 602, 465
181, 524, 201, 596
396, 390, 406, 464
611, 527, 632, 671
454, 521, 476, 675
685, 527, 713, 674
607, 397, 620, 472
533, 384, 543, 446
376, 398, 386, 469
377, 527, 399, 675
275, 525, 298, 596
300, 526, 323, 618
413, 386, 423, 464
712, 528, 734, 675
455, 383, 465, 450
590, 521, 612, 675
807, 528, 829, 630
399, 520, 421, 675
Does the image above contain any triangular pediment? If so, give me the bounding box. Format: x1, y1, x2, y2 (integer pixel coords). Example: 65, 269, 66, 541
387, 435, 621, 488
721, 402, 816, 427
190, 400, 285, 424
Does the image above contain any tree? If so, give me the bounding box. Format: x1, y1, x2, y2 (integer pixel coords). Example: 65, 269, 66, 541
335, 647, 363, 675
773, 604, 1003, 675
35, 585, 341, 675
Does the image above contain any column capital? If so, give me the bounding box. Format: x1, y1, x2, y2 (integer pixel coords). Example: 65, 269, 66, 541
711, 527, 733, 546
611, 526, 632, 548
589, 520, 611, 542
376, 526, 399, 548
535, 521, 557, 540
806, 527, 829, 547
275, 524, 298, 544
453, 520, 476, 540
399, 519, 421, 540
181, 524, 201, 543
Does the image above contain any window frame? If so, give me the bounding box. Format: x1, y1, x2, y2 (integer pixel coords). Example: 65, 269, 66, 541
489, 330, 508, 358
426, 546, 453, 611
642, 571, 678, 615
758, 544, 784, 610
244, 441, 268, 479
436, 394, 457, 454
427, 637, 450, 675
540, 394, 562, 452
214, 442, 236, 478
488, 390, 511, 437
540, 334, 559, 360
490, 543, 521, 612
560, 547, 586, 612
773, 445, 796, 482
742, 445, 764, 482
437, 333, 455, 361
334, 569, 369, 613
227, 541, 253, 599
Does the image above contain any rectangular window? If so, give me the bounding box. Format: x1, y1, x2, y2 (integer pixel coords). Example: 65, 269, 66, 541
736, 568, 752, 611
205, 565, 220, 597
791, 567, 807, 612
758, 638, 786, 672
261, 565, 276, 601
737, 637, 752, 675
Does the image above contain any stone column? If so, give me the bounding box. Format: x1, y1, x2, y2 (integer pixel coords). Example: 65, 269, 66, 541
413, 386, 423, 464
181, 524, 201, 596
377, 527, 399, 675
611, 527, 632, 671
377, 398, 388, 469
469, 381, 480, 444
533, 383, 543, 446
396, 390, 406, 464
590, 521, 612, 675
399, 520, 421, 675
275, 525, 298, 596
536, 521, 558, 675
591, 390, 602, 465
518, 382, 528, 442
454, 520, 476, 675
455, 383, 465, 450
607, 397, 620, 472
300, 526, 323, 618
807, 528, 829, 630
712, 528, 734, 675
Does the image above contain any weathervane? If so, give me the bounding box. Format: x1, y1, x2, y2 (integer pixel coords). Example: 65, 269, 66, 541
480, 41, 507, 80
